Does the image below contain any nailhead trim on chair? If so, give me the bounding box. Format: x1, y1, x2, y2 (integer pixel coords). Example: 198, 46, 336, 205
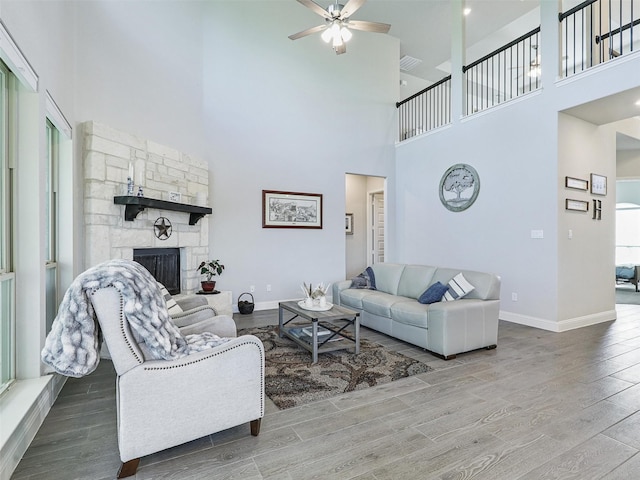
92, 286, 143, 365
142, 341, 261, 370
143, 340, 265, 416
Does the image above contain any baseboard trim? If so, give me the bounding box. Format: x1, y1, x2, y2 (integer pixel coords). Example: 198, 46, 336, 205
0, 374, 65, 480
500, 309, 617, 332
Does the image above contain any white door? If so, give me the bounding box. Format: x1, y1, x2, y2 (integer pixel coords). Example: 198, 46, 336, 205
370, 192, 384, 264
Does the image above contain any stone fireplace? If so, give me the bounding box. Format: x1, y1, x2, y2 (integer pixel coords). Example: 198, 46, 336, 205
83, 121, 209, 293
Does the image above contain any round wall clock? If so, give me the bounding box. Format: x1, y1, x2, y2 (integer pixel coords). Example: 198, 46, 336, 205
439, 163, 480, 212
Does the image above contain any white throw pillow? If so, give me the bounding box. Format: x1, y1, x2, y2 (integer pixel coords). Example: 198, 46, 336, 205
158, 282, 184, 315
442, 273, 475, 301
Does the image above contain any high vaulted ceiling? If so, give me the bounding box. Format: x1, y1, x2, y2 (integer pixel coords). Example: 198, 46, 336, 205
299, 0, 542, 85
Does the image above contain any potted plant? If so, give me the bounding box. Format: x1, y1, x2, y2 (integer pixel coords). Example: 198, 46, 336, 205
196, 259, 225, 292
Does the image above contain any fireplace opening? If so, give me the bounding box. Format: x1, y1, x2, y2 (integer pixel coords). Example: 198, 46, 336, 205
133, 248, 181, 294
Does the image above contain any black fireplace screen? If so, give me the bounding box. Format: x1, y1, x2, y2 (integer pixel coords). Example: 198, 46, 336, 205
133, 248, 181, 295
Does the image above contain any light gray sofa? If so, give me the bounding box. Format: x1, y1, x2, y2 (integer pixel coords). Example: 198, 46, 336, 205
332, 263, 501, 359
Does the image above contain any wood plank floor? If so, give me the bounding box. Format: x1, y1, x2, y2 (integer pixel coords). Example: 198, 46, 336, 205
12, 305, 640, 479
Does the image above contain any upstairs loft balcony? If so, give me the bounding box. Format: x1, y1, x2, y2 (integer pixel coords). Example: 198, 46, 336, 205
397, 0, 640, 143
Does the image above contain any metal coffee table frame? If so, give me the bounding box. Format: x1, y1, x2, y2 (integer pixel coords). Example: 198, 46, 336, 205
278, 300, 360, 364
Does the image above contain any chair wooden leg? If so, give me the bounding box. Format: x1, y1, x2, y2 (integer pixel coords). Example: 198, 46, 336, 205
250, 418, 261, 436
117, 458, 140, 478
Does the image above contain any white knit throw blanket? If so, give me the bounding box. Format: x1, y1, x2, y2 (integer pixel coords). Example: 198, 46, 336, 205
41, 259, 230, 377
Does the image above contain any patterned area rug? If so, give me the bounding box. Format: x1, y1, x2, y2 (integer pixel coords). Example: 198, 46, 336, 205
238, 325, 433, 410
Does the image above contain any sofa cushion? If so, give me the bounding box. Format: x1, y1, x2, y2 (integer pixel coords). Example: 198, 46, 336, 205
442, 273, 475, 301
397, 265, 437, 299
370, 263, 406, 295
361, 292, 411, 318
340, 288, 378, 310
390, 301, 430, 329
418, 281, 449, 304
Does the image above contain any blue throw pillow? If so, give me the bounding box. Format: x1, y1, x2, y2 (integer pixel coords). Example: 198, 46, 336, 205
350, 267, 377, 290
418, 281, 449, 304
365, 266, 377, 290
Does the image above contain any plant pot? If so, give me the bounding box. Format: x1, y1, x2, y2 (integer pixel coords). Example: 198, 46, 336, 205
201, 280, 216, 292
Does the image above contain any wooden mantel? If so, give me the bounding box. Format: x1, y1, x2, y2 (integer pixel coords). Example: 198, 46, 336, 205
113, 196, 212, 225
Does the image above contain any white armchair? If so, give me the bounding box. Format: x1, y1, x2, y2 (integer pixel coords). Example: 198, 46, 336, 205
89, 286, 265, 478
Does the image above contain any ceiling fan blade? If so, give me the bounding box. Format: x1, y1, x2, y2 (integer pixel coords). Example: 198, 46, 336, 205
340, 0, 366, 18
288, 24, 327, 41
335, 43, 347, 55
296, 0, 331, 19
347, 20, 391, 34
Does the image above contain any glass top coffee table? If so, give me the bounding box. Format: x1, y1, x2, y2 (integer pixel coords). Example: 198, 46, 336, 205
278, 300, 360, 364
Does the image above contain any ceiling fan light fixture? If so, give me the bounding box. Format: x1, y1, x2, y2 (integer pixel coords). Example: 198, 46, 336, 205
321, 27, 333, 43
340, 26, 353, 42
333, 34, 344, 48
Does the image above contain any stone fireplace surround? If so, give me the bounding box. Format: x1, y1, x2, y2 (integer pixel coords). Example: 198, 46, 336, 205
83, 121, 210, 293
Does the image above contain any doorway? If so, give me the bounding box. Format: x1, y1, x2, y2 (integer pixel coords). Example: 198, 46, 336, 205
345, 174, 385, 279
370, 191, 385, 265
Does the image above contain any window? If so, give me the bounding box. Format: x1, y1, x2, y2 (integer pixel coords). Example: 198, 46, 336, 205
45, 120, 59, 335
0, 59, 15, 394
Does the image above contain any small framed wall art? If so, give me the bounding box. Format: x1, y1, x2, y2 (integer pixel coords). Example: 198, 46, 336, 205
262, 190, 323, 229
590, 174, 607, 196
565, 176, 588, 191
566, 199, 589, 212
345, 213, 353, 235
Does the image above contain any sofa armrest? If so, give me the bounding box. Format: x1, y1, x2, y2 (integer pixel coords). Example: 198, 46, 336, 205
178, 314, 237, 338
426, 299, 500, 357
171, 305, 218, 326
175, 295, 208, 311
332, 280, 352, 306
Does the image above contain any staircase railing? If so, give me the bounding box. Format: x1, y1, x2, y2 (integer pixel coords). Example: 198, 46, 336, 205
463, 27, 541, 115
396, 75, 451, 142
559, 0, 639, 77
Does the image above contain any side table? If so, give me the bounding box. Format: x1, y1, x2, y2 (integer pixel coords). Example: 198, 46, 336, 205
174, 290, 233, 317
200, 290, 233, 317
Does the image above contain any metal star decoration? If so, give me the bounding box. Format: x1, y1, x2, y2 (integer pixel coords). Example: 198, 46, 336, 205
154, 216, 172, 240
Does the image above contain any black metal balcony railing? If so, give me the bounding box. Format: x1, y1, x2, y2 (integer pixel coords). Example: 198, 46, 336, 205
396, 75, 451, 141
395, 1, 639, 142
463, 27, 541, 115
559, 0, 639, 77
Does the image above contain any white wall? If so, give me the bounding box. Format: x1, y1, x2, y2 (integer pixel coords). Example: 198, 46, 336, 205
202, 2, 398, 308
73, 1, 205, 159
396, 95, 560, 327
345, 174, 368, 279
618, 150, 640, 179
557, 113, 616, 325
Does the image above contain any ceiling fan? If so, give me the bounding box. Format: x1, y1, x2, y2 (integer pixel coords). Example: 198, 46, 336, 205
288, 0, 391, 55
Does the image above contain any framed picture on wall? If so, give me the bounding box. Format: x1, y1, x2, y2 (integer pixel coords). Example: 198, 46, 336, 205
345, 213, 353, 235
590, 174, 607, 196
565, 176, 588, 191
565, 199, 589, 212
262, 190, 323, 228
